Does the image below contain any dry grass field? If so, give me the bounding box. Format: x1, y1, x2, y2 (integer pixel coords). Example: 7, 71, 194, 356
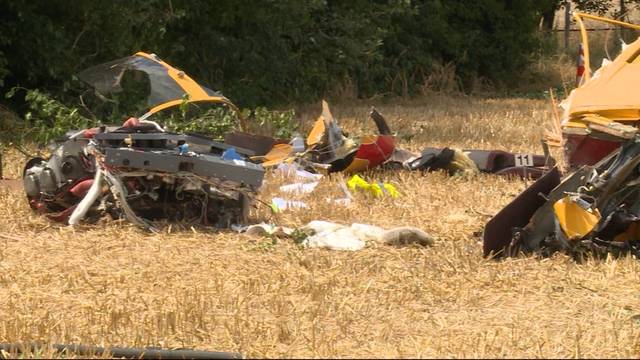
1, 96, 640, 358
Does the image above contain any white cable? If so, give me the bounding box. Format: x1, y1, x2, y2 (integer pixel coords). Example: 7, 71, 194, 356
138, 119, 165, 132
68, 129, 87, 140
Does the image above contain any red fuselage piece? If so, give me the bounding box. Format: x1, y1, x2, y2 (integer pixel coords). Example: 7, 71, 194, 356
564, 133, 623, 167
347, 135, 395, 172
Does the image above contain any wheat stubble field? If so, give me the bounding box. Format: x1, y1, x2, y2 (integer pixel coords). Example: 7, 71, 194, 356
1, 96, 639, 358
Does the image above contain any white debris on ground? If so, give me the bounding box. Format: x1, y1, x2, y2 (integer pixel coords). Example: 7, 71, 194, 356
238, 220, 434, 251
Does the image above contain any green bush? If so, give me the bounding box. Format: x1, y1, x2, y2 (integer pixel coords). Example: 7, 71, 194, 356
157, 101, 297, 140
6, 88, 96, 144
162, 105, 240, 140
250, 107, 297, 140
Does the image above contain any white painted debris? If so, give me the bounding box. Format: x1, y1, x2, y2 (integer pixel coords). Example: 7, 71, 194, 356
271, 197, 308, 211
275, 163, 323, 181
279, 181, 319, 194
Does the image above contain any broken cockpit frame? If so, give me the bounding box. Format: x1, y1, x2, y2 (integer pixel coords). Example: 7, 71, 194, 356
77, 52, 243, 125
24, 52, 264, 231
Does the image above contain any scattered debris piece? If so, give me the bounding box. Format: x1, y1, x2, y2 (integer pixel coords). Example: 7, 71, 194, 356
225, 131, 285, 156
301, 221, 433, 250
485, 13, 640, 259
271, 197, 308, 212
347, 174, 399, 198
275, 163, 323, 182
387, 147, 552, 179
247, 99, 551, 179
240, 223, 295, 237
258, 101, 395, 174
279, 181, 319, 194
407, 148, 479, 175
221, 147, 243, 161
77, 52, 241, 123
382, 226, 435, 247
302, 221, 374, 250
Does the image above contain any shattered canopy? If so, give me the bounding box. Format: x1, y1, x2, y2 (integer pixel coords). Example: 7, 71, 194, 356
77, 52, 234, 117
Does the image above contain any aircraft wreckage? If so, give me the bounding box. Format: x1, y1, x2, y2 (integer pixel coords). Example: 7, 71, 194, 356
20, 52, 555, 231
485, 13, 640, 259
23, 52, 263, 231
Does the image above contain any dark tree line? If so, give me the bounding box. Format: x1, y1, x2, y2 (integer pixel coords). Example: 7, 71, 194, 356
0, 0, 623, 110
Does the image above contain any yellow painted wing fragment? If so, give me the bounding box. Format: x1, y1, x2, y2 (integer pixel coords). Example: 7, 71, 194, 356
553, 196, 601, 240
307, 117, 325, 147
262, 143, 293, 167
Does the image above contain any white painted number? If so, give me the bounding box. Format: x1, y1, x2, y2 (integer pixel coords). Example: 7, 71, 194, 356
514, 153, 534, 167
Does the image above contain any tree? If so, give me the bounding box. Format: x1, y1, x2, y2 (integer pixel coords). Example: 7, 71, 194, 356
0, 0, 566, 112
538, 0, 640, 31
0, 0, 177, 108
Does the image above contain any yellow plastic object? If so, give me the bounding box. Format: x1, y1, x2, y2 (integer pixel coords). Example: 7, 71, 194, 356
553, 196, 601, 240
262, 143, 294, 167
347, 175, 398, 198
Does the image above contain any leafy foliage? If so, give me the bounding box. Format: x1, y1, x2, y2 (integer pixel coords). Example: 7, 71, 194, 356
250, 108, 298, 140
158, 102, 297, 140
6, 89, 97, 145
161, 106, 240, 140
376, 1, 544, 92
540, 0, 640, 27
